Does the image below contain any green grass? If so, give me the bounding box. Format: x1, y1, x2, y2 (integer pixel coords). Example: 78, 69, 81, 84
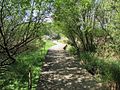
80, 52, 120, 85
1, 40, 54, 90
67, 44, 120, 87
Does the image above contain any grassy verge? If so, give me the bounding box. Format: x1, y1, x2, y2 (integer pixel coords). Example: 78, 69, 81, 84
67, 45, 120, 89
80, 52, 120, 87
1, 40, 54, 90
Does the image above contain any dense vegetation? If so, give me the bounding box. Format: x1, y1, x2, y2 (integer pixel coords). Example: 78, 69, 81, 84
54, 0, 120, 89
0, 0, 120, 89
0, 0, 54, 89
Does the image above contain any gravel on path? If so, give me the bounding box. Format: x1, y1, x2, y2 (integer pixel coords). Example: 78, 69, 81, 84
36, 42, 104, 90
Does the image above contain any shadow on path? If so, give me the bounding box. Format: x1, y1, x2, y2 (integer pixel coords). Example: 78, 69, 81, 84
36, 43, 103, 90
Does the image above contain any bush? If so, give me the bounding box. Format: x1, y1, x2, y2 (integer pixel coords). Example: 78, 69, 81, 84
80, 52, 120, 85
0, 40, 54, 89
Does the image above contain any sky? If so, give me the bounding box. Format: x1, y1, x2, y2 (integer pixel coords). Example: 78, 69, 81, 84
23, 0, 53, 23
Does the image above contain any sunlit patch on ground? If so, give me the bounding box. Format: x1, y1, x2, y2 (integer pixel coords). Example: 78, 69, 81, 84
36, 43, 103, 90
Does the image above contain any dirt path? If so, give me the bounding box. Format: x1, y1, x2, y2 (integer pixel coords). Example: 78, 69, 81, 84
36, 43, 103, 90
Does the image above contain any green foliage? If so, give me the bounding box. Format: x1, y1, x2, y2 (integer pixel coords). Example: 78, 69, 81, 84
0, 0, 54, 66
80, 52, 120, 84
0, 0, 120, 89
0, 40, 54, 90
67, 46, 76, 54
54, 0, 120, 87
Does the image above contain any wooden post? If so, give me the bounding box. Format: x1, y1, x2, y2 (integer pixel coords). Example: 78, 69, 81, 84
44, 46, 45, 55
28, 66, 32, 90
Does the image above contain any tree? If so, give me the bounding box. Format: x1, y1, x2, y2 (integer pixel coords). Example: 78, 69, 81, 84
54, 0, 120, 88
0, 0, 53, 67
54, 0, 120, 53
0, 0, 54, 89
54, 0, 96, 52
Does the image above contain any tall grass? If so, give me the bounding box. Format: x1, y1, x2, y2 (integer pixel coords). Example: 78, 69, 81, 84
0, 40, 54, 90
80, 52, 120, 88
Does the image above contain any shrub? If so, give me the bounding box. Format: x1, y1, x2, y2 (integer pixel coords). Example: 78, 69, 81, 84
80, 52, 120, 85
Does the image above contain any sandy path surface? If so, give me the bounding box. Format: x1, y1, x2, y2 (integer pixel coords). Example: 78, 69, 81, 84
49, 41, 66, 50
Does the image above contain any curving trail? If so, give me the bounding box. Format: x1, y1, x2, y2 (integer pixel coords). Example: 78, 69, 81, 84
36, 42, 103, 90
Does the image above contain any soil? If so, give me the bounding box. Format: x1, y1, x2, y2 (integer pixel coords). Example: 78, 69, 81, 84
36, 42, 104, 90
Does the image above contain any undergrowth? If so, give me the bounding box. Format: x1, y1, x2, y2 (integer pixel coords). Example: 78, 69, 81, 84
68, 46, 120, 88
0, 40, 54, 90
80, 52, 120, 85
